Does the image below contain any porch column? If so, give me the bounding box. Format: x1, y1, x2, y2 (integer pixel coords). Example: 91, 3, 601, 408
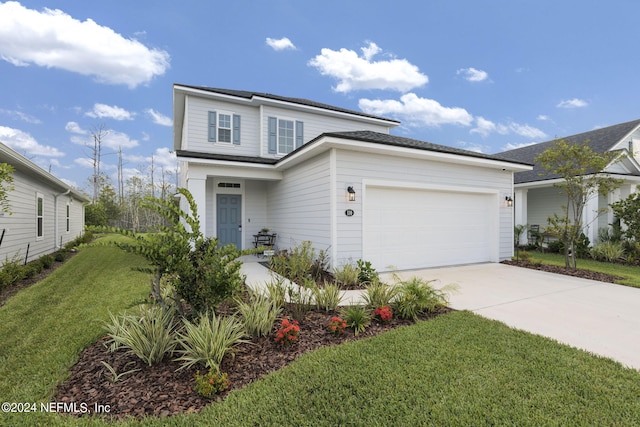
582, 193, 599, 246
515, 189, 528, 245
186, 177, 206, 235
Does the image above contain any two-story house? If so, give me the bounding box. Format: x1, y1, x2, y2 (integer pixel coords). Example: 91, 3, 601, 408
173, 84, 531, 271
497, 119, 640, 245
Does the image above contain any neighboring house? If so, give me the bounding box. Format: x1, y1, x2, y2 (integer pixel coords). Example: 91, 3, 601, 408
173, 84, 531, 271
496, 119, 640, 245
0, 142, 90, 265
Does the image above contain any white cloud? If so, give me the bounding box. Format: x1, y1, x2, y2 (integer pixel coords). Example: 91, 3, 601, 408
537, 115, 551, 121
0, 1, 170, 88
471, 116, 546, 139
0, 108, 41, 124
265, 37, 296, 51
359, 93, 473, 127
457, 140, 489, 153
502, 141, 538, 151
0, 125, 64, 157
103, 131, 138, 150
65, 121, 87, 134
557, 98, 588, 108
309, 42, 428, 93
457, 67, 489, 82
145, 108, 172, 126
85, 103, 135, 120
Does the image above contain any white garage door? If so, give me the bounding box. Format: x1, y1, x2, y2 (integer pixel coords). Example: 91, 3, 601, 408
364, 186, 497, 271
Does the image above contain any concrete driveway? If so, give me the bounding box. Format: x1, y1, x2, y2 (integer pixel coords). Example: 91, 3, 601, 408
382, 263, 640, 370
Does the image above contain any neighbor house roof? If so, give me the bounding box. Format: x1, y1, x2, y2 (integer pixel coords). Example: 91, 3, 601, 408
0, 141, 90, 202
495, 118, 640, 184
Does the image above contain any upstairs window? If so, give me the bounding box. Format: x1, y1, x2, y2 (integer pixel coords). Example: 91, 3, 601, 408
268, 117, 304, 155
208, 111, 241, 145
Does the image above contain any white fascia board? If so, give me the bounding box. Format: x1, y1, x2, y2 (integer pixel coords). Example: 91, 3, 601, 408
516, 173, 640, 190
277, 136, 532, 172
605, 149, 640, 174
184, 159, 282, 181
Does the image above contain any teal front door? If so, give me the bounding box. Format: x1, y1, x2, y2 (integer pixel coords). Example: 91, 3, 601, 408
216, 194, 242, 248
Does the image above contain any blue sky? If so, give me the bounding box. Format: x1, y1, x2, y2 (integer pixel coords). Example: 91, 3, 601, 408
1, 0, 639, 194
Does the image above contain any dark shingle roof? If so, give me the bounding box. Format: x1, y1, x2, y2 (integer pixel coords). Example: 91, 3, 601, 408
176, 85, 400, 124
495, 119, 640, 183
320, 130, 531, 165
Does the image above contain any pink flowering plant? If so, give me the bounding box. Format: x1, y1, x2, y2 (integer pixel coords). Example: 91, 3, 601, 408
373, 305, 393, 323
274, 318, 300, 346
327, 316, 347, 336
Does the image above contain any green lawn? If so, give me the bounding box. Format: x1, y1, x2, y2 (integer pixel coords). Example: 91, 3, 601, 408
2, 241, 640, 426
529, 251, 640, 288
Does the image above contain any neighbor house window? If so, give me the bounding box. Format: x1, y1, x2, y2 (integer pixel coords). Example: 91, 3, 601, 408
36, 193, 43, 239
66, 203, 70, 232
268, 117, 304, 155
208, 111, 241, 144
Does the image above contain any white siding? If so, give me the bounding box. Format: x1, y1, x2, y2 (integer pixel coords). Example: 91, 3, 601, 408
526, 186, 566, 230
261, 105, 392, 159
185, 95, 261, 157
0, 169, 85, 264
266, 152, 331, 253
333, 150, 514, 266
244, 180, 268, 249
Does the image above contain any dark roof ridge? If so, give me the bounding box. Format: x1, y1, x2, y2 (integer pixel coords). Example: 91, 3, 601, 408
174, 84, 400, 124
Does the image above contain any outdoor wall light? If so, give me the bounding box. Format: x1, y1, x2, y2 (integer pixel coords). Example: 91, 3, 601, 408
505, 196, 513, 207
347, 186, 356, 201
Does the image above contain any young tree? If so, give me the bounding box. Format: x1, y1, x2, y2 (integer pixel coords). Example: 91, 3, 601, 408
0, 163, 15, 214
611, 192, 640, 241
536, 139, 622, 268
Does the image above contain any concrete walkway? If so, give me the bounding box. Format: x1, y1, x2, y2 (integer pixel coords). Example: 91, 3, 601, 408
383, 263, 640, 370
240, 257, 640, 370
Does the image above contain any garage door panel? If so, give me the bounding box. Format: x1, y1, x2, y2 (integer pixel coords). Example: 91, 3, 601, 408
364, 186, 496, 271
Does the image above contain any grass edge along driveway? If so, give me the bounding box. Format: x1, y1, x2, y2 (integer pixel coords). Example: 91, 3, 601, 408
1, 241, 640, 425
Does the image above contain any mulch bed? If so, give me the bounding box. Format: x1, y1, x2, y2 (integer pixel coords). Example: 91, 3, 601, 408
501, 259, 624, 283
53, 306, 451, 420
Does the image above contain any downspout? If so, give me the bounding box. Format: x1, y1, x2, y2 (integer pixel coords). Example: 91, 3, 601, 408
54, 189, 71, 249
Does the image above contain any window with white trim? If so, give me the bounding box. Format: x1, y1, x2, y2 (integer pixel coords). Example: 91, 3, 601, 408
208, 111, 241, 145
66, 203, 70, 233
36, 193, 43, 239
268, 116, 304, 155
278, 119, 294, 154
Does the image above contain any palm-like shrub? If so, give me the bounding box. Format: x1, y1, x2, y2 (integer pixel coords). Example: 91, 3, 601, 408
313, 282, 344, 311
104, 305, 178, 365
236, 292, 281, 338
393, 277, 449, 321
333, 262, 359, 288
266, 278, 287, 310
590, 241, 625, 262
362, 280, 397, 309
342, 305, 370, 335
174, 312, 247, 372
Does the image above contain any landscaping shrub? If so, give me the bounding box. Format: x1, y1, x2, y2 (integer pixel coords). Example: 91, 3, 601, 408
194, 368, 230, 398
546, 240, 564, 254
342, 305, 370, 335
175, 311, 247, 372
363, 280, 397, 309
269, 240, 329, 283
394, 277, 449, 321
333, 261, 359, 288
274, 318, 300, 346
288, 280, 314, 322
54, 250, 67, 262
236, 291, 281, 338
591, 241, 625, 262
39, 254, 55, 269
266, 278, 287, 310
0, 255, 25, 290
357, 259, 379, 284
104, 305, 178, 366
312, 281, 343, 311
